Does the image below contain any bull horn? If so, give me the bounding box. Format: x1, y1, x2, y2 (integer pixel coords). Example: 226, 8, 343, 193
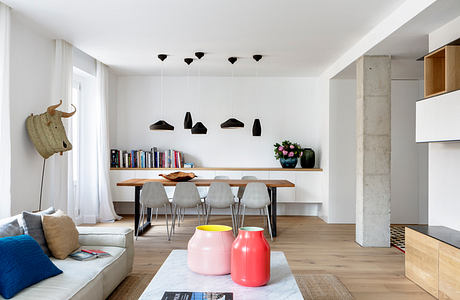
61, 104, 76, 118
47, 100, 62, 116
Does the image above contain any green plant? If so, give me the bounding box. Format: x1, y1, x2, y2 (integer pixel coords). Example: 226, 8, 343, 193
274, 140, 302, 160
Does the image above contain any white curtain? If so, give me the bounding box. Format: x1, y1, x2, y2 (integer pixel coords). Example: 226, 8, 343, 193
96, 61, 120, 222
46, 40, 73, 213
0, 3, 11, 218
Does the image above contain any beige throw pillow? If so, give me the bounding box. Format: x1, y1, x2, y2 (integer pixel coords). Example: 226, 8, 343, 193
42, 210, 80, 259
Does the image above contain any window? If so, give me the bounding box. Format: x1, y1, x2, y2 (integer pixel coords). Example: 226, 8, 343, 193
70, 66, 97, 223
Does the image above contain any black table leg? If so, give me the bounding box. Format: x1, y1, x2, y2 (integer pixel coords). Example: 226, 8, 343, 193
270, 187, 277, 237
134, 185, 151, 236
134, 186, 141, 235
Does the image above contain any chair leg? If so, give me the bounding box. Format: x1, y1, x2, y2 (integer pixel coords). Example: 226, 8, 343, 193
265, 205, 273, 241
155, 208, 159, 222
241, 205, 246, 228
164, 204, 170, 241
230, 204, 236, 236
196, 205, 200, 225
236, 199, 241, 228
206, 206, 212, 225
172, 206, 177, 233
170, 204, 175, 236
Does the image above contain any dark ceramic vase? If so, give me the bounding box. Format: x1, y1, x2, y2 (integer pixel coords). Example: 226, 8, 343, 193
300, 148, 315, 168
280, 157, 298, 168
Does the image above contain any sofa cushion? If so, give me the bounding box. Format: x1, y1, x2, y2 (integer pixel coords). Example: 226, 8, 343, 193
22, 207, 56, 256
0, 246, 126, 300
0, 219, 22, 238
0, 235, 62, 299
42, 210, 80, 259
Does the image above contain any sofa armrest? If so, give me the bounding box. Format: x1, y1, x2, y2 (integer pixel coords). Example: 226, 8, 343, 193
77, 226, 133, 248
77, 226, 134, 273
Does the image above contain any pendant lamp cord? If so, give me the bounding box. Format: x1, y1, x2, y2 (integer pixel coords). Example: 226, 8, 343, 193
160, 61, 164, 118
231, 63, 235, 116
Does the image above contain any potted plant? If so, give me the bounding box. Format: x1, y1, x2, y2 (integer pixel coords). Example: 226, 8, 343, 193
274, 140, 302, 168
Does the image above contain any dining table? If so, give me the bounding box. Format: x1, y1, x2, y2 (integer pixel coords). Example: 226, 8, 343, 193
116, 178, 295, 237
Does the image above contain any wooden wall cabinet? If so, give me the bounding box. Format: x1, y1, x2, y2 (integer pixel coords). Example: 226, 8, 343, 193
424, 46, 460, 98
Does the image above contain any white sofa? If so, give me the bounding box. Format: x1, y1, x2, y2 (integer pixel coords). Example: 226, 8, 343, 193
0, 218, 134, 300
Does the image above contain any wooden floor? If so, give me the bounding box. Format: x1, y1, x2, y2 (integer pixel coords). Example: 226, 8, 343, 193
90, 215, 433, 300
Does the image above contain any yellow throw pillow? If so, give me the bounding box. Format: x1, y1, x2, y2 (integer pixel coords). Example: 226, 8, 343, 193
42, 210, 80, 259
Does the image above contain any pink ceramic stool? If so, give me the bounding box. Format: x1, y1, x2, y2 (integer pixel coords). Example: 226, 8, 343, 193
187, 225, 234, 275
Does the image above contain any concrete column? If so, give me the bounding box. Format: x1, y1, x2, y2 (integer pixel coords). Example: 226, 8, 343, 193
356, 55, 391, 247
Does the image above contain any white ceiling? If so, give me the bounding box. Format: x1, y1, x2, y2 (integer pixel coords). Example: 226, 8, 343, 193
334, 0, 460, 80
4, 0, 407, 76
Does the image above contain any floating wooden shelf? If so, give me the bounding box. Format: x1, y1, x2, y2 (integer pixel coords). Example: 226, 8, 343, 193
424, 45, 460, 98
110, 167, 323, 172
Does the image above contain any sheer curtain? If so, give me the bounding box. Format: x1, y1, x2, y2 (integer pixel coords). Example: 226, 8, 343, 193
46, 39, 73, 213
96, 61, 120, 222
0, 3, 11, 218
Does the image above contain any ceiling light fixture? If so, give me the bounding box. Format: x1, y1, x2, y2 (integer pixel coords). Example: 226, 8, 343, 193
183, 58, 194, 129
150, 54, 174, 131
191, 51, 208, 134
221, 57, 244, 129
252, 54, 262, 136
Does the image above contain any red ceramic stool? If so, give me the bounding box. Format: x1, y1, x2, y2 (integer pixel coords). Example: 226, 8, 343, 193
231, 226, 270, 287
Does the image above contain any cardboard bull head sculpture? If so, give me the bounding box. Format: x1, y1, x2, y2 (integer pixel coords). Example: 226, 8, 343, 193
26, 100, 76, 159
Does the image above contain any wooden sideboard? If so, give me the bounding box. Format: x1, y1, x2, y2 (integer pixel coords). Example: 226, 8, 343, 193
405, 226, 460, 299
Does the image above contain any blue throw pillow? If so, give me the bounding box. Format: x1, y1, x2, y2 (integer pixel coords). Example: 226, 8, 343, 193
0, 235, 63, 299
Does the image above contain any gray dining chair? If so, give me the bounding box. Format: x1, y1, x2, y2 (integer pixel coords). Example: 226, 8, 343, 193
137, 182, 172, 240
236, 175, 257, 226
205, 182, 237, 234
240, 182, 273, 241
171, 182, 205, 234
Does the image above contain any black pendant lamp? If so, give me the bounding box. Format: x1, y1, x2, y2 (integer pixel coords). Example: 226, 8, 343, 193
221, 57, 244, 129
191, 51, 208, 134
252, 54, 262, 136
183, 58, 194, 129
191, 121, 207, 134
252, 118, 261, 136
150, 54, 174, 131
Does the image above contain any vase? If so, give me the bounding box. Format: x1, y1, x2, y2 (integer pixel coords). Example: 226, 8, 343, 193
279, 157, 298, 168
187, 225, 234, 275
300, 148, 315, 168
231, 227, 270, 287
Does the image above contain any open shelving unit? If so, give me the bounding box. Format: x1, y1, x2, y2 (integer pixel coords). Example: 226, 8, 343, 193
424, 45, 460, 98
416, 39, 460, 143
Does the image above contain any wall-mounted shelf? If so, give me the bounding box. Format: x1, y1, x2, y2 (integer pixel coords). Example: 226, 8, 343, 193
424, 45, 460, 98
110, 167, 323, 172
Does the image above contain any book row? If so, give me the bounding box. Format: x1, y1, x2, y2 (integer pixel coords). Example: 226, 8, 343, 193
110, 148, 185, 168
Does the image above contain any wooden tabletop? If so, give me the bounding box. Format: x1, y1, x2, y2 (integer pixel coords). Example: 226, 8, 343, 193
117, 178, 295, 188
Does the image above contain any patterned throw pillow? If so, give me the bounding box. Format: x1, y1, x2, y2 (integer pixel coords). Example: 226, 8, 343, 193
22, 207, 56, 256
0, 219, 22, 238
42, 210, 80, 259
0, 235, 62, 299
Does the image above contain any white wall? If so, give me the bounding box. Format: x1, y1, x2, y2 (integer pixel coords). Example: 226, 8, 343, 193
328, 78, 428, 224
391, 80, 428, 224
427, 16, 460, 231
9, 13, 54, 214
111, 76, 320, 168
329, 79, 356, 223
